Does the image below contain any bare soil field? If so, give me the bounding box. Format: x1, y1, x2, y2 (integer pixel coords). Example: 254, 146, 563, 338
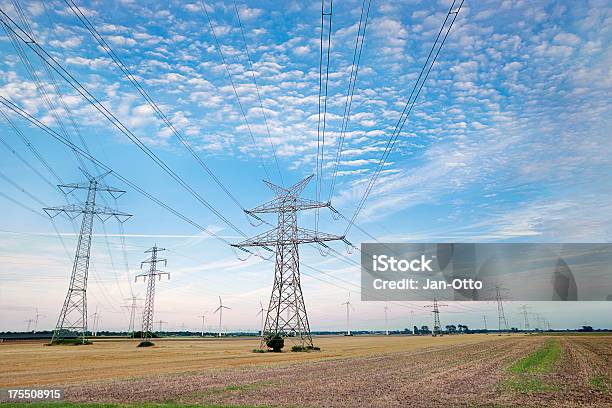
1, 334, 611, 407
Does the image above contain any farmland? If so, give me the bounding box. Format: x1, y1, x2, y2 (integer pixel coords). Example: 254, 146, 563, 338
1, 334, 611, 407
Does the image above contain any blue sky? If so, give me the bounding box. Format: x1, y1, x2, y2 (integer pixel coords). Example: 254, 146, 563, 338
0, 0, 610, 333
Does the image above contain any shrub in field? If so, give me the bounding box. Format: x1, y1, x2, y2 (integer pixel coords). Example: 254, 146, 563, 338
137, 341, 155, 347
291, 345, 321, 352
252, 348, 266, 353
265, 334, 284, 352
48, 338, 92, 346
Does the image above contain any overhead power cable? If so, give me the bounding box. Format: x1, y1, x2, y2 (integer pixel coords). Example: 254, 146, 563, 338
0, 8, 249, 239
0, 96, 253, 254
232, 0, 284, 186
343, 0, 464, 236
198, 0, 271, 181
328, 0, 371, 201
315, 0, 333, 233
61, 0, 246, 213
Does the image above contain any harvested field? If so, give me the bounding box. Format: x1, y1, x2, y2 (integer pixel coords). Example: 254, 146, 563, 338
1, 334, 611, 407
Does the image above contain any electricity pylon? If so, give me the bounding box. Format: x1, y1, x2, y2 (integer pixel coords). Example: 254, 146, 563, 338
232, 175, 346, 348
214, 297, 230, 337
155, 320, 167, 332
384, 304, 390, 335
91, 306, 101, 336
495, 286, 509, 332
33, 308, 45, 333
342, 293, 355, 336
425, 298, 447, 336
136, 245, 170, 341
483, 315, 488, 333
199, 312, 208, 337
44, 170, 131, 343
25, 318, 34, 332
520, 304, 530, 332
123, 296, 142, 337
256, 301, 267, 336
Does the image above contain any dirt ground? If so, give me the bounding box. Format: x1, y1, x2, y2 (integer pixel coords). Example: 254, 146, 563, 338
1, 334, 611, 407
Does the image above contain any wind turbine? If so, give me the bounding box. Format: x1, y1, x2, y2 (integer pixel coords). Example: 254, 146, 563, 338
256, 301, 267, 336
214, 297, 230, 337
342, 293, 354, 336
199, 312, 208, 337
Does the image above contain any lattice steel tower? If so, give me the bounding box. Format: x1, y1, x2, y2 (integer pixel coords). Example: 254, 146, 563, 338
44, 170, 131, 343
495, 286, 509, 332
232, 175, 345, 347
136, 245, 169, 341
425, 298, 447, 336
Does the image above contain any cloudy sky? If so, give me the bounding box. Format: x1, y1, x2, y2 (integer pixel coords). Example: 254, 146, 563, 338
0, 0, 610, 333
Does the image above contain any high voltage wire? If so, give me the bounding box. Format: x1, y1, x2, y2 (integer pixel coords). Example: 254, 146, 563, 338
198, 0, 271, 182
0, 8, 250, 240
315, 0, 333, 234
328, 0, 371, 202
344, 0, 464, 236
0, 96, 252, 253
232, 0, 284, 186
61, 0, 246, 213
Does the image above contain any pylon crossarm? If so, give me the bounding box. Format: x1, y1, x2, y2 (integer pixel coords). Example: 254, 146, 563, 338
247, 197, 329, 214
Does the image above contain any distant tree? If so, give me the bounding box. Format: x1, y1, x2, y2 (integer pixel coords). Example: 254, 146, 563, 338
581, 325, 594, 332
413, 326, 419, 335
446, 325, 457, 334
420, 325, 431, 334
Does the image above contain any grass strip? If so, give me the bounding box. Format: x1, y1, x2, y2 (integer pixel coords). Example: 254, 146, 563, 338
504, 339, 562, 393
590, 375, 610, 394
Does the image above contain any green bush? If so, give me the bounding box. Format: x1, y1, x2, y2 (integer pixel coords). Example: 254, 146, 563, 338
252, 348, 266, 353
137, 340, 155, 347
265, 334, 284, 352
291, 344, 321, 352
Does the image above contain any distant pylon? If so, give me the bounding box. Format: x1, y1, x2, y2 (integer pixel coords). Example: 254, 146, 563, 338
495, 286, 509, 332
136, 245, 170, 341
154, 320, 167, 332
425, 298, 447, 336
256, 302, 266, 336
25, 318, 34, 332
384, 303, 389, 335
520, 304, 530, 331
342, 293, 354, 336
44, 170, 131, 343
232, 175, 347, 348
483, 315, 488, 333
91, 305, 101, 336
199, 312, 208, 337
123, 296, 142, 337
33, 308, 45, 333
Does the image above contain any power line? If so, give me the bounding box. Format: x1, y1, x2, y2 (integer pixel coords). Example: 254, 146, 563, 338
328, 0, 371, 201
0, 9, 249, 239
61, 0, 246, 212
198, 0, 271, 181
315, 0, 334, 234
343, 0, 464, 236
232, 0, 283, 186
0, 96, 252, 253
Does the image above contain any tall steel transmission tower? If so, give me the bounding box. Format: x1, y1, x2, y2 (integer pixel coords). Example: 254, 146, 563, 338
123, 296, 142, 337
495, 286, 509, 332
136, 246, 169, 341
44, 170, 131, 343
520, 304, 530, 332
232, 175, 346, 347
425, 299, 447, 336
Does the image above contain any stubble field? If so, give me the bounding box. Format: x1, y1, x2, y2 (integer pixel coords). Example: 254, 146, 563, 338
1, 334, 611, 407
